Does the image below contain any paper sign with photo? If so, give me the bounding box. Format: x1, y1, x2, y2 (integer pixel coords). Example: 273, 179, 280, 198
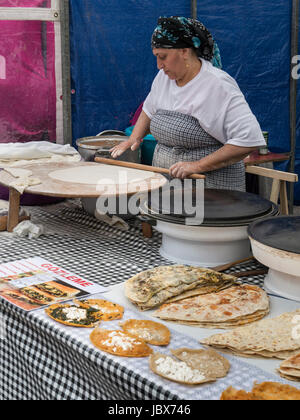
0, 257, 107, 311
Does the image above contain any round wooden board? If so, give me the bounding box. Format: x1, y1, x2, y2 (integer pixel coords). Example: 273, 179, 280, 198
0, 162, 167, 198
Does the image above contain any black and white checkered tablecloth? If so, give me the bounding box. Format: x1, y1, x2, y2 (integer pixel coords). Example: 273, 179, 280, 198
0, 204, 285, 400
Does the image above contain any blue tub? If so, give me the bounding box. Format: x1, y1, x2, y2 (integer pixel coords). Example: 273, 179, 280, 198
124, 126, 157, 166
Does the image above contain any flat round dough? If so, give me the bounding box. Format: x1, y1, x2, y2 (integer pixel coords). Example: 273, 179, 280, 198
48, 165, 156, 185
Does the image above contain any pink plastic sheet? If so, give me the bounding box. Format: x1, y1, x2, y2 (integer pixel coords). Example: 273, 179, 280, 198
0, 0, 56, 143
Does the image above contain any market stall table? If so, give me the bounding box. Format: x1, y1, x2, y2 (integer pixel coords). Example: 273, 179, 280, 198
244, 151, 290, 166
0, 204, 300, 400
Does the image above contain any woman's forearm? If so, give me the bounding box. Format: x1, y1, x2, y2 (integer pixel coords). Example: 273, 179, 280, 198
129, 111, 151, 144
195, 144, 258, 173
110, 111, 151, 158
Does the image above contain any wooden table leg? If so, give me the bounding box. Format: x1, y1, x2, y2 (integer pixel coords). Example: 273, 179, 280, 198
7, 187, 21, 232
142, 222, 153, 238
270, 179, 280, 204
280, 181, 289, 215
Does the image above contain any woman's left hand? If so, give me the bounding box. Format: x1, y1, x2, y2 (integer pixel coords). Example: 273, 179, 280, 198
169, 161, 202, 179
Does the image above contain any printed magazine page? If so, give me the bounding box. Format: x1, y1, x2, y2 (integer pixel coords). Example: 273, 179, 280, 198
0, 257, 107, 311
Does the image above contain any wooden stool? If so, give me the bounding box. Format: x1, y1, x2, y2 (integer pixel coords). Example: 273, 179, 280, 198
245, 165, 298, 215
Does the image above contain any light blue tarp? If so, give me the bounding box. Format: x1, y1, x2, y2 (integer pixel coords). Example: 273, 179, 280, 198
69, 0, 300, 203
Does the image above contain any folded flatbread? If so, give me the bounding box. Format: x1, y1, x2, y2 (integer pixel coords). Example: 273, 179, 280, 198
125, 265, 236, 311
278, 353, 300, 381
154, 285, 269, 328
201, 309, 300, 359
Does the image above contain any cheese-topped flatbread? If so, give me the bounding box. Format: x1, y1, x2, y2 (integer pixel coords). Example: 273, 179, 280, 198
75, 299, 124, 321
125, 265, 236, 311
154, 285, 269, 328
90, 328, 153, 357
45, 303, 102, 328
119, 319, 170, 346
149, 352, 210, 385
170, 348, 230, 379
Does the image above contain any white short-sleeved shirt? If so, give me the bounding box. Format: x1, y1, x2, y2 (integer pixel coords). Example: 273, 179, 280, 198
143, 58, 266, 148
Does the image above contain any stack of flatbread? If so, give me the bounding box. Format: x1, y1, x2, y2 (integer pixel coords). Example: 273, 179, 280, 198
154, 285, 269, 328
202, 309, 300, 359
278, 353, 300, 381
124, 265, 236, 311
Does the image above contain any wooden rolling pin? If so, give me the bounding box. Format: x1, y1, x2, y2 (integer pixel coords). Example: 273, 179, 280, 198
232, 269, 268, 278
94, 156, 206, 180
213, 256, 255, 272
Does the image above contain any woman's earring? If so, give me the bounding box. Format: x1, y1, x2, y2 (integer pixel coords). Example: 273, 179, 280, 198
184, 57, 190, 68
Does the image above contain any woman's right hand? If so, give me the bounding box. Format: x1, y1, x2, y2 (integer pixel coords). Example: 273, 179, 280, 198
110, 139, 142, 159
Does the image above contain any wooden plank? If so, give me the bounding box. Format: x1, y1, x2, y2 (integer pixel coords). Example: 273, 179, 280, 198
246, 165, 298, 183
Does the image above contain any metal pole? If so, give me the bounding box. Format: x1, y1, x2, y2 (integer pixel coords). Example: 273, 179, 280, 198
289, 0, 299, 213
191, 0, 197, 19
60, 0, 72, 145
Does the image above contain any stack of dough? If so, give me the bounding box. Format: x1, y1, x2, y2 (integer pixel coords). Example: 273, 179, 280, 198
124, 265, 237, 311
5, 168, 41, 194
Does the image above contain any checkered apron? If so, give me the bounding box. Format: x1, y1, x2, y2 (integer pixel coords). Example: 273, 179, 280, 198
151, 109, 246, 191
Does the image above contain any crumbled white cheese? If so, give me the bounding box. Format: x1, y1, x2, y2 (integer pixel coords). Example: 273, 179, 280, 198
128, 328, 153, 341
102, 331, 139, 351
62, 307, 87, 321
155, 356, 205, 383
91, 305, 113, 314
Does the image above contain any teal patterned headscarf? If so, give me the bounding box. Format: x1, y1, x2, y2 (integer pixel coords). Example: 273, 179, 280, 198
151, 16, 222, 69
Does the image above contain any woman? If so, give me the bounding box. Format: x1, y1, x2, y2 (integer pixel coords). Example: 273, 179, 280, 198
110, 16, 265, 191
